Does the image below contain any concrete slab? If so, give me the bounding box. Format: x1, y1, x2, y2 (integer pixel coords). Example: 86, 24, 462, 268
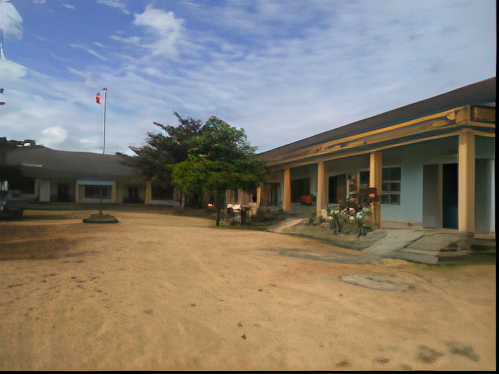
391, 250, 439, 265
339, 274, 415, 291
362, 230, 425, 257
269, 218, 304, 233
406, 232, 471, 252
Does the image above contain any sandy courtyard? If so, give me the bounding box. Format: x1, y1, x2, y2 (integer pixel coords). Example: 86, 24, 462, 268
0, 210, 496, 371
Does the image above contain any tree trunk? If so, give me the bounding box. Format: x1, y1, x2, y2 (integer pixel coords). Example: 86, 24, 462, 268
197, 188, 203, 209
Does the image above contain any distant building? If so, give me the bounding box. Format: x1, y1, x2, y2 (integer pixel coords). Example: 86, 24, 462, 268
0, 141, 152, 204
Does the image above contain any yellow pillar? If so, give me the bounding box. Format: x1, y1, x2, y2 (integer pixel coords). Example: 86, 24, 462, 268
145, 182, 152, 205
256, 185, 262, 207
75, 183, 79, 202
370, 152, 382, 227
283, 168, 291, 212
458, 129, 475, 232
316, 161, 327, 215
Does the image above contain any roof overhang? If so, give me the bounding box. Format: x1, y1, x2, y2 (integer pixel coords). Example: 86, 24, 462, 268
262, 105, 495, 169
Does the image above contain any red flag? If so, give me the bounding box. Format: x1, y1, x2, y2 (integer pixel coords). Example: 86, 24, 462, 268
95, 93, 101, 104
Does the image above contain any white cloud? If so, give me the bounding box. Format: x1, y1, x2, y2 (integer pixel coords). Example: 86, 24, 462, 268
33, 0, 46, 3
0, 58, 27, 81
62, 4, 75, 10
110, 35, 140, 44
34, 34, 52, 42
132, 5, 183, 57
40, 127, 68, 147
69, 43, 109, 61
96, 0, 130, 15
0, 0, 23, 41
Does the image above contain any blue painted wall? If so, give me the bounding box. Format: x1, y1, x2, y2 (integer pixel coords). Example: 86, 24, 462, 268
381, 135, 495, 231
381, 136, 458, 224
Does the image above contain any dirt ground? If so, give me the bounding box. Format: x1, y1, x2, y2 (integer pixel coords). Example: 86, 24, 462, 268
0, 210, 496, 371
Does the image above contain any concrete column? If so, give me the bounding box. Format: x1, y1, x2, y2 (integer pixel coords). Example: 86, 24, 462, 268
316, 161, 327, 214
116, 182, 124, 203
111, 182, 117, 203
458, 129, 475, 232
256, 185, 262, 207
34, 179, 40, 201
145, 182, 152, 205
370, 151, 382, 227
283, 168, 291, 212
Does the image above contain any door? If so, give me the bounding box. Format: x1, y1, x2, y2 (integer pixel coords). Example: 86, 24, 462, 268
328, 175, 346, 204
423, 164, 440, 228
39, 181, 50, 202
442, 163, 458, 229
128, 186, 139, 203
57, 183, 70, 202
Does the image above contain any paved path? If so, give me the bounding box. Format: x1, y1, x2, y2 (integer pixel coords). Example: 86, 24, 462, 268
362, 230, 425, 257
268, 218, 304, 233
274, 224, 485, 265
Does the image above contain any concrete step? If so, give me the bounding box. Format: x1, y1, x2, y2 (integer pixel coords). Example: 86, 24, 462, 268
390, 250, 438, 265
471, 237, 496, 253
391, 247, 476, 265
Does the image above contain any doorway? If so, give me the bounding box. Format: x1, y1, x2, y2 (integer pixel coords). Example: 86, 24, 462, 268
328, 175, 346, 204
128, 186, 140, 203
291, 178, 310, 203
57, 183, 70, 202
423, 164, 440, 228
442, 163, 458, 229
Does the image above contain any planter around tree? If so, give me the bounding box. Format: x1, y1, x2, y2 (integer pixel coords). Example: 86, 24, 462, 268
82, 213, 119, 223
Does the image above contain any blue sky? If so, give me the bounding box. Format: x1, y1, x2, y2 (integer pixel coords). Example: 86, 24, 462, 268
0, 0, 496, 154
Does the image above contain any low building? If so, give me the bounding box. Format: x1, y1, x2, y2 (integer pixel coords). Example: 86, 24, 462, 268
1, 140, 148, 204
256, 77, 496, 234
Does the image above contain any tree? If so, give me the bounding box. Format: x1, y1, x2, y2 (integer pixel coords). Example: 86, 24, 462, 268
119, 112, 204, 205
171, 116, 266, 225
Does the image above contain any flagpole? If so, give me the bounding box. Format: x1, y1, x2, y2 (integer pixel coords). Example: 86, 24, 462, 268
102, 88, 107, 155
99, 88, 107, 215
84, 87, 118, 223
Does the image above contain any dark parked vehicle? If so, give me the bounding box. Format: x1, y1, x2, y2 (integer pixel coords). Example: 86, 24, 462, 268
0, 190, 26, 218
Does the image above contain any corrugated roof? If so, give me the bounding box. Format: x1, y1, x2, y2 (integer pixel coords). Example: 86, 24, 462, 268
258, 77, 496, 161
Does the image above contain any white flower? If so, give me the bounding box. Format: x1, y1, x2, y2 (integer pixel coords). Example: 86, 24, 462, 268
349, 216, 355, 221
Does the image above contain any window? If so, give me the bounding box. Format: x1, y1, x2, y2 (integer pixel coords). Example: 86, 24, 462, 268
85, 186, 111, 199
381, 167, 401, 204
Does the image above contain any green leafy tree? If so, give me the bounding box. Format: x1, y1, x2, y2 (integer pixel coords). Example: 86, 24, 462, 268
171, 116, 266, 225
118, 112, 204, 203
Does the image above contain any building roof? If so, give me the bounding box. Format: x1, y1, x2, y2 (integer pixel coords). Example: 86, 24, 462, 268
258, 77, 496, 162
3, 146, 140, 180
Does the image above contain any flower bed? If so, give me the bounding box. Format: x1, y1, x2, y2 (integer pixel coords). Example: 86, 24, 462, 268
304, 204, 374, 237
